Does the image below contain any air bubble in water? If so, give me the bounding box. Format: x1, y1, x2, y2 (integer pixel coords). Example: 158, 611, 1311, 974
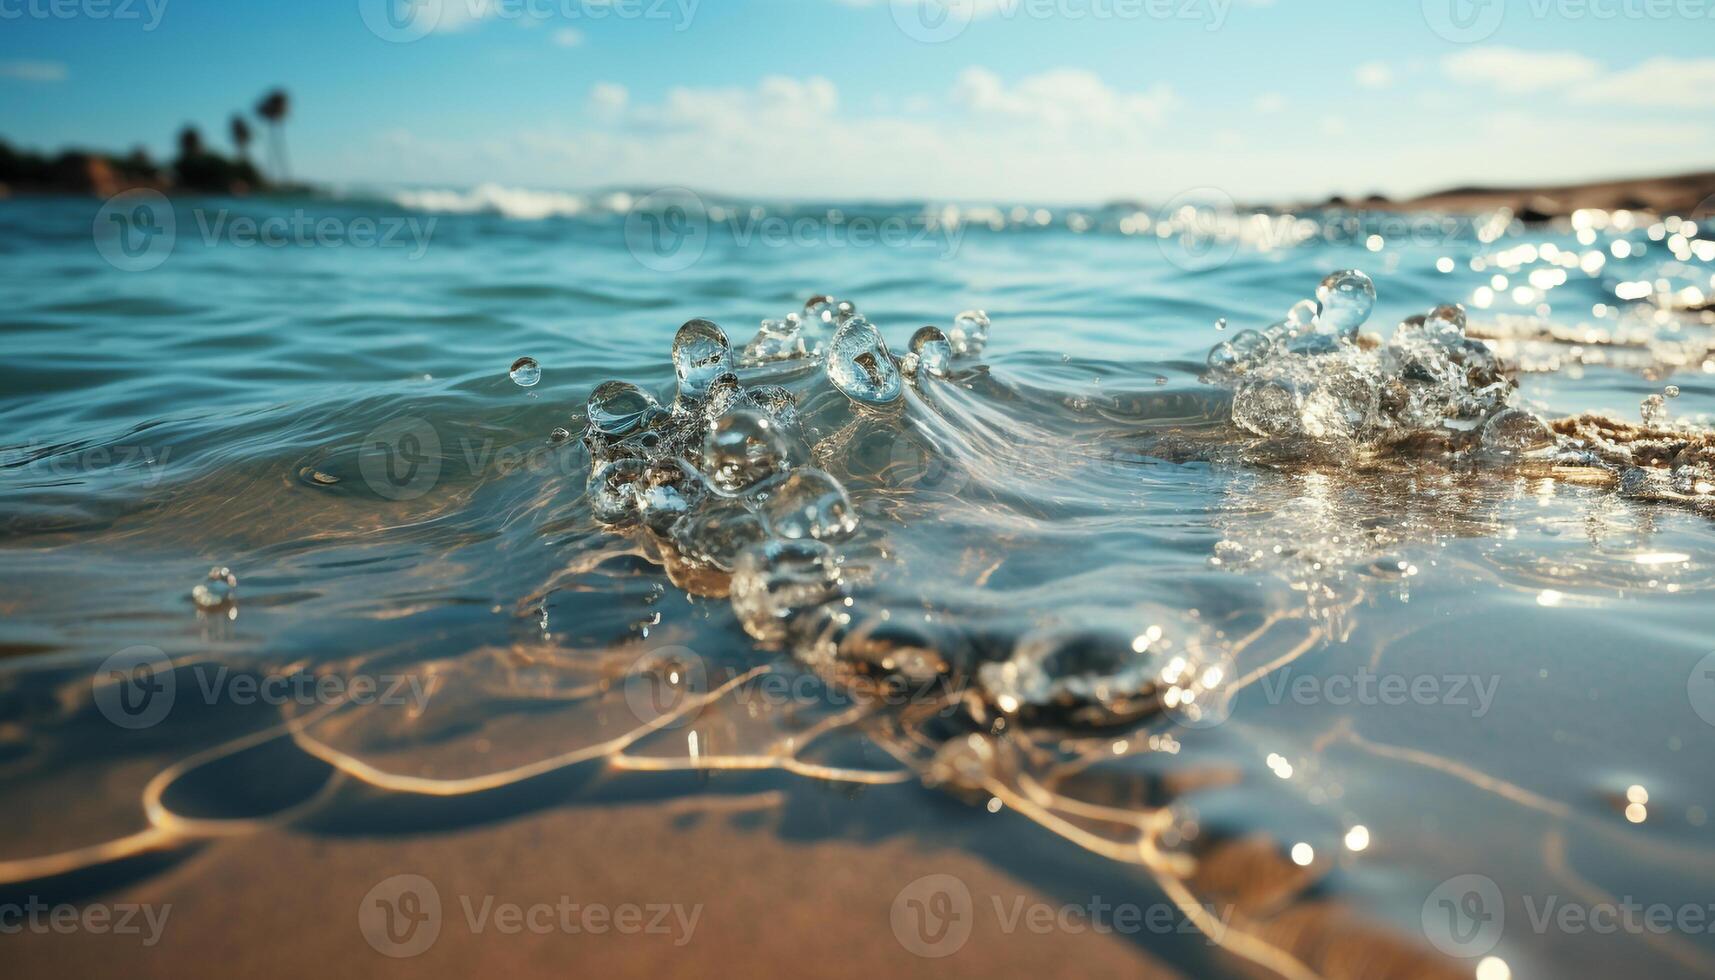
672, 319, 733, 402
1665, 385, 1682, 399
760, 468, 857, 541
549, 427, 571, 444
949, 310, 990, 356
587, 381, 665, 438
909, 326, 954, 379
509, 356, 541, 388
191, 566, 238, 609
827, 316, 903, 405
1314, 270, 1376, 339
702, 408, 790, 494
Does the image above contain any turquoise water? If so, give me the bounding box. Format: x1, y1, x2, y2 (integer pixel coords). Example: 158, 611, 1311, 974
4, 191, 1715, 977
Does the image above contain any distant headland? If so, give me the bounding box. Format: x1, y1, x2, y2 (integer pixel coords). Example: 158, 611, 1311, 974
0, 87, 302, 199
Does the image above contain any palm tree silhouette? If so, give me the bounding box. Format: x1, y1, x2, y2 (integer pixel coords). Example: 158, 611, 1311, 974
230, 115, 252, 162
255, 89, 290, 182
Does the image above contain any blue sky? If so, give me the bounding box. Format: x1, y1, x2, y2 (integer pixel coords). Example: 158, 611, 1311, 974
3, 0, 1712, 202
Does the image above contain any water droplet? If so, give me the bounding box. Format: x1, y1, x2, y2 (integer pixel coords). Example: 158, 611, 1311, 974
1286, 299, 1319, 331
700, 372, 746, 417
909, 326, 954, 379
1215, 317, 1228, 331
1206, 341, 1240, 375
804, 295, 836, 322
191, 566, 238, 609
1314, 270, 1376, 339
949, 310, 991, 356
702, 408, 790, 494
760, 468, 858, 541
586, 381, 666, 439
509, 356, 541, 387
730, 538, 847, 645
1231, 375, 1305, 438
743, 317, 807, 364
638, 459, 706, 534
1422, 303, 1468, 346
671, 318, 733, 402
1641, 393, 1669, 426
668, 497, 766, 571
747, 384, 800, 427
589, 458, 647, 527
1480, 408, 1553, 454
827, 317, 903, 405
978, 626, 1166, 728
1664, 384, 1682, 399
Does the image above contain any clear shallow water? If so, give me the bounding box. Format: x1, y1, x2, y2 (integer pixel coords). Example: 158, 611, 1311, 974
3, 193, 1715, 978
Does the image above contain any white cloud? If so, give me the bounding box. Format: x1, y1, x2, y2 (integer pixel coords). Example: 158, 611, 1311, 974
552, 27, 585, 47
588, 82, 629, 118
1570, 57, 1715, 109
1443, 47, 1600, 93
1354, 62, 1392, 89
0, 60, 68, 82
952, 67, 1176, 133
345, 58, 1711, 203
1445, 48, 1715, 108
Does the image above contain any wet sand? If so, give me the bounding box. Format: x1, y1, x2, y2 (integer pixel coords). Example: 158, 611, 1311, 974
3, 782, 1190, 980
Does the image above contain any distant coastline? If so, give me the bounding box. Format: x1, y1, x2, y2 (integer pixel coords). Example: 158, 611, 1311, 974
4, 135, 1712, 224
1306, 169, 1715, 221
0, 88, 298, 200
